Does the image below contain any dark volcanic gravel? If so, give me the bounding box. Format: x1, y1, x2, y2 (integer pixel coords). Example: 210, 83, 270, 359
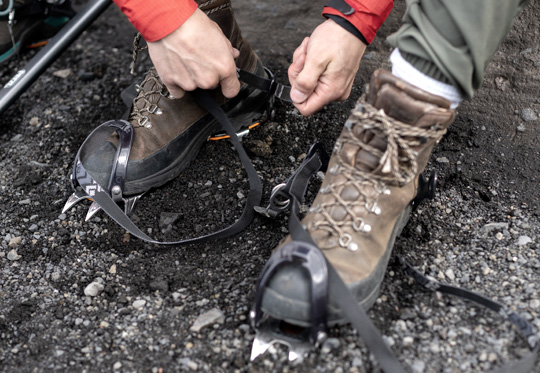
1, 1, 539, 372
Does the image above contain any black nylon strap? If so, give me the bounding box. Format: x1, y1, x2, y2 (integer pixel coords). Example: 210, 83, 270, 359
399, 256, 539, 373
237, 68, 292, 103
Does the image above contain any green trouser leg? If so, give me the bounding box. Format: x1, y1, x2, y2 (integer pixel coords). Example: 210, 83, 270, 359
387, 0, 530, 99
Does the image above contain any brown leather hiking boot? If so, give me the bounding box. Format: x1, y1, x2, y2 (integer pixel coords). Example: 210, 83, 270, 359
261, 70, 456, 326
83, 0, 268, 195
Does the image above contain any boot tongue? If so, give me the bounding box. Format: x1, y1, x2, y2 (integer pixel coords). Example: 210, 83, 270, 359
348, 74, 444, 174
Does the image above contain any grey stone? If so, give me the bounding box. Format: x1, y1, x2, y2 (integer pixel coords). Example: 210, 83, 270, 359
84, 282, 104, 297
190, 308, 225, 332
517, 236, 532, 246
521, 108, 538, 121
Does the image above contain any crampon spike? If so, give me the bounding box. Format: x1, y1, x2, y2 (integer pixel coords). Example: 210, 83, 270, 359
85, 202, 102, 221
62, 190, 90, 214
123, 193, 144, 216
250, 317, 314, 363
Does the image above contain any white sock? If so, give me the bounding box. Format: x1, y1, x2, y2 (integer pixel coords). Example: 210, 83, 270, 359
390, 49, 462, 109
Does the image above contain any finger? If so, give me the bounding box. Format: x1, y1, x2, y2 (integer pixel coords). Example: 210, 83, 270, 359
220, 72, 241, 98
229, 42, 240, 59
292, 37, 309, 63
290, 53, 326, 104
288, 49, 306, 84
293, 92, 325, 117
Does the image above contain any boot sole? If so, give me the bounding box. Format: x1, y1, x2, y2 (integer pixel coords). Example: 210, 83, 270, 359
261, 204, 413, 327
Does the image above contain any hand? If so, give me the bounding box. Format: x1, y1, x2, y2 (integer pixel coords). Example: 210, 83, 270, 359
146, 8, 240, 99
289, 19, 367, 116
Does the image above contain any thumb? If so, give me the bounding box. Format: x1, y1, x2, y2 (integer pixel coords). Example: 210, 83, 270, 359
290, 52, 325, 104
165, 85, 186, 100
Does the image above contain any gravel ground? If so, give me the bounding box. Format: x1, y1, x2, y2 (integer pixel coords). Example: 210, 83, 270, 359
1, 0, 539, 372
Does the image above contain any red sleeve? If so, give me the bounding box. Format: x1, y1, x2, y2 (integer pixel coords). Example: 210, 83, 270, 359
322, 0, 393, 44
113, 0, 198, 42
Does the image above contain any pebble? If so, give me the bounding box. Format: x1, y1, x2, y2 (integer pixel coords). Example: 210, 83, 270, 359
53, 68, 72, 78
7, 249, 21, 261
159, 212, 180, 228
150, 278, 169, 292
29, 117, 40, 126
517, 236, 532, 246
321, 338, 340, 354
403, 336, 414, 347
480, 222, 508, 234
412, 360, 426, 373
445, 268, 455, 281
132, 300, 146, 309
84, 282, 104, 297
436, 157, 449, 163
521, 108, 538, 121
113, 362, 122, 370
8, 236, 22, 248
190, 308, 225, 332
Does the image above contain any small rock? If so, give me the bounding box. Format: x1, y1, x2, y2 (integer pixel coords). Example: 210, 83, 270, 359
517, 236, 532, 246
29, 117, 40, 126
521, 108, 538, 121
84, 282, 104, 297
190, 308, 225, 332
412, 360, 426, 373
321, 338, 340, 354
7, 249, 21, 261
529, 299, 540, 309
403, 336, 414, 347
109, 264, 117, 274
480, 222, 508, 234
150, 277, 169, 292
53, 68, 72, 78
436, 157, 449, 163
445, 268, 455, 281
159, 212, 180, 228
113, 362, 122, 370
28, 224, 38, 232
8, 236, 22, 248
132, 299, 146, 309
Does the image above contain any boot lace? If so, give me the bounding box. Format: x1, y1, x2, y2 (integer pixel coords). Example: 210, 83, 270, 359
309, 97, 447, 252
128, 68, 169, 129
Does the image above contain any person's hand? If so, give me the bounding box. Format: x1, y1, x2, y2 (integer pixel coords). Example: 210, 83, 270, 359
146, 8, 240, 99
289, 19, 367, 116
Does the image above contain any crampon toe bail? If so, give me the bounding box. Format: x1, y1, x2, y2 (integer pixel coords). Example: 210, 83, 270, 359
62, 119, 136, 218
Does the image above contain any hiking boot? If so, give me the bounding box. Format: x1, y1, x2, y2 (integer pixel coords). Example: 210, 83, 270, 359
0, 0, 74, 64
260, 70, 456, 326
83, 0, 269, 196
